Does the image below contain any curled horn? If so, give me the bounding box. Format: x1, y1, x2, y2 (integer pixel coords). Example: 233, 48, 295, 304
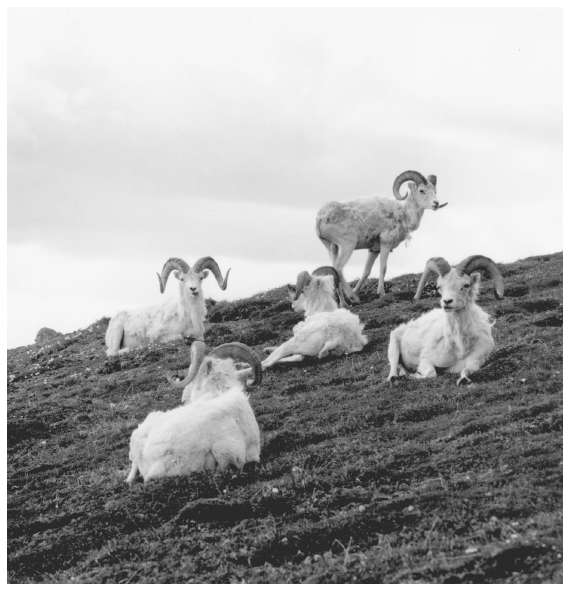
157, 258, 191, 294
294, 271, 313, 300
166, 340, 206, 389
393, 170, 428, 200
413, 257, 452, 303
455, 255, 505, 300
193, 256, 231, 290
209, 342, 263, 387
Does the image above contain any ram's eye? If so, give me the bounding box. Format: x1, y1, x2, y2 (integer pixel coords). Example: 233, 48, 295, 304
463, 284, 470, 289
419, 189, 425, 194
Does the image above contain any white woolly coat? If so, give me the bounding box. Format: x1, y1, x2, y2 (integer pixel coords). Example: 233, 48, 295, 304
126, 386, 260, 483
289, 308, 368, 358
394, 305, 494, 374
105, 293, 206, 355
317, 195, 423, 252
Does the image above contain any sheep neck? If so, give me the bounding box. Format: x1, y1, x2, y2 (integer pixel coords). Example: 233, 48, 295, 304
441, 305, 479, 359
402, 196, 425, 234
178, 289, 206, 333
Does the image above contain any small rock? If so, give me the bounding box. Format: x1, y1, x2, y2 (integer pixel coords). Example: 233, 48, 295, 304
35, 327, 63, 344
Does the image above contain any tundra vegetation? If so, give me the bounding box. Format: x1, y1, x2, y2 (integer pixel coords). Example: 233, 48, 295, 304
7, 252, 562, 583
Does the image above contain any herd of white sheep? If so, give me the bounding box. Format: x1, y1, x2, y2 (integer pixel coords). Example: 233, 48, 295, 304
105, 170, 505, 484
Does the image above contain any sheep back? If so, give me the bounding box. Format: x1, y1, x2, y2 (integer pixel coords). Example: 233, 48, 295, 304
128, 388, 260, 482
292, 309, 368, 356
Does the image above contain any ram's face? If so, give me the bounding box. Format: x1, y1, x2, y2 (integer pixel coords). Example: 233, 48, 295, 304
175, 270, 209, 297
411, 181, 440, 211
287, 285, 306, 313
438, 272, 479, 312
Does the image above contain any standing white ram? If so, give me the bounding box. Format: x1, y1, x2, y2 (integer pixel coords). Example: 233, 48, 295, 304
105, 256, 230, 356
126, 341, 262, 484
386, 255, 504, 386
260, 270, 367, 368
316, 170, 447, 303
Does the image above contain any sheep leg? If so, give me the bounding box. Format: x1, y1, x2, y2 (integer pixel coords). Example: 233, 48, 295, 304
354, 250, 379, 294
105, 313, 126, 356
412, 360, 437, 379
125, 462, 139, 485
320, 236, 360, 303
275, 354, 305, 363
376, 242, 391, 296
317, 339, 339, 359
453, 337, 493, 385
333, 243, 361, 304
337, 287, 348, 308
262, 340, 301, 368
263, 346, 278, 354
386, 327, 404, 383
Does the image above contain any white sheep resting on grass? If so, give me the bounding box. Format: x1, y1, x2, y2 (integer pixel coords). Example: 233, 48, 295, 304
387, 255, 504, 386
105, 256, 230, 357
259, 270, 367, 368
126, 341, 262, 484
316, 170, 448, 302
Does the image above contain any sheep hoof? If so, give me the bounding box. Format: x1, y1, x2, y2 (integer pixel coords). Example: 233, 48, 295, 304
457, 376, 472, 386
387, 375, 397, 386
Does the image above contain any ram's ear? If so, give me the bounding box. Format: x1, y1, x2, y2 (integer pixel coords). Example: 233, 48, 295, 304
286, 285, 296, 300
202, 359, 213, 375
200, 269, 210, 280
470, 272, 481, 287
173, 271, 181, 280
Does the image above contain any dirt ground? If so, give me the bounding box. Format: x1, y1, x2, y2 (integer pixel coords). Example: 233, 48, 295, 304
7, 252, 562, 583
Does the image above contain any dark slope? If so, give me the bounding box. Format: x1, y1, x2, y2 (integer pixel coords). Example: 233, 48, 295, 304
7, 252, 562, 583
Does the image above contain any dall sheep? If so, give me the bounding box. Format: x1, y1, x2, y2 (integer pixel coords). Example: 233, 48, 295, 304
126, 341, 262, 484
387, 255, 504, 386
260, 270, 367, 368
105, 256, 230, 357
316, 170, 447, 303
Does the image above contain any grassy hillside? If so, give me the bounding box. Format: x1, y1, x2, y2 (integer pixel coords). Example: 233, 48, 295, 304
7, 252, 562, 583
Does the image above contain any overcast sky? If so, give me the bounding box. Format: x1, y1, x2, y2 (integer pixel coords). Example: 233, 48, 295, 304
7, 8, 562, 348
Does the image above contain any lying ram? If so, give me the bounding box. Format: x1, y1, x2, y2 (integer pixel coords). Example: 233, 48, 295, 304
105, 256, 230, 356
259, 269, 367, 368
316, 170, 447, 302
126, 341, 262, 484
387, 255, 504, 386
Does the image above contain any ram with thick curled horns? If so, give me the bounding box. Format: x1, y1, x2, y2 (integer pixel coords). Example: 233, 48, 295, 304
387, 255, 505, 386
316, 171, 447, 303
105, 256, 230, 356
126, 341, 262, 483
